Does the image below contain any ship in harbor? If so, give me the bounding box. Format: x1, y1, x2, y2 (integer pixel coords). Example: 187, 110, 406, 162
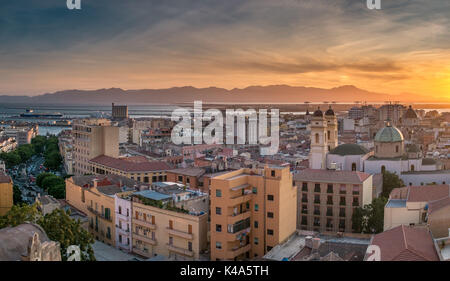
19, 109, 63, 118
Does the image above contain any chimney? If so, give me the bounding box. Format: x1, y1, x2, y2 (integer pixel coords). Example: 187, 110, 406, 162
312, 238, 321, 251
305, 236, 313, 249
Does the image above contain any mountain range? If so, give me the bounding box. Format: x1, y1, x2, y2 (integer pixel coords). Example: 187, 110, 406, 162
0, 85, 437, 105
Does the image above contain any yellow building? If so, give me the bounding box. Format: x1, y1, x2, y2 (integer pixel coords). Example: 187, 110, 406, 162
72, 118, 119, 175
65, 175, 138, 246
210, 166, 297, 261
0, 172, 13, 216
130, 189, 208, 260
89, 155, 172, 184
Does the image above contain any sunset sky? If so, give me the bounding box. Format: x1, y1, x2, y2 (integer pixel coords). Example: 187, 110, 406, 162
1, 0, 450, 101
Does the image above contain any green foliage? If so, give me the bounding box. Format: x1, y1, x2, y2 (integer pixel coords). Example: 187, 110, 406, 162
0, 203, 40, 228
382, 171, 405, 198
44, 150, 62, 170
37, 209, 96, 261
13, 185, 23, 205
0, 204, 95, 261
0, 151, 22, 168
36, 172, 55, 188
17, 144, 34, 162
31, 136, 47, 154
352, 197, 388, 234
48, 184, 66, 199
41, 175, 65, 191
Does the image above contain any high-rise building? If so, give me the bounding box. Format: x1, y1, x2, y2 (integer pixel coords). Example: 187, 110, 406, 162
209, 166, 297, 261
112, 103, 128, 120
72, 119, 119, 175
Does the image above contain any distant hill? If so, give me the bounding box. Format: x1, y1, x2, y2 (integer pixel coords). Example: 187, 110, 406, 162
0, 85, 434, 105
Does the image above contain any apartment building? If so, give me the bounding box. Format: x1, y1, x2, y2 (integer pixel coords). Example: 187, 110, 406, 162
72, 118, 119, 175
115, 191, 134, 252
89, 155, 172, 184
65, 175, 142, 246
112, 103, 128, 120
0, 172, 13, 216
130, 189, 208, 260
210, 166, 297, 261
166, 168, 206, 191
294, 169, 373, 233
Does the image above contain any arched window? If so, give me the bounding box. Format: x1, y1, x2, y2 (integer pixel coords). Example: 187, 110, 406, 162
327, 130, 330, 140
381, 165, 386, 173
352, 163, 357, 171
410, 165, 415, 171
315, 133, 319, 144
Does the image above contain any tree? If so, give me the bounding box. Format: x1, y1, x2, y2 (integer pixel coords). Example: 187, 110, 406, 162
44, 150, 62, 171
31, 136, 47, 154
0, 203, 40, 228
352, 197, 388, 234
13, 185, 23, 205
48, 184, 66, 199
41, 175, 65, 191
37, 209, 95, 261
382, 171, 404, 198
17, 144, 34, 162
36, 172, 55, 188
0, 204, 96, 261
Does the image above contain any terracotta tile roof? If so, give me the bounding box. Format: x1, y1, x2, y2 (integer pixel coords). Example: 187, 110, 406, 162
428, 196, 450, 214
294, 168, 371, 184
370, 225, 439, 261
89, 155, 172, 172
167, 167, 206, 177
407, 184, 449, 202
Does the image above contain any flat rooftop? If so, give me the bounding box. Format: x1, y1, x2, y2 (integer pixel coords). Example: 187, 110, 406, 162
386, 199, 407, 208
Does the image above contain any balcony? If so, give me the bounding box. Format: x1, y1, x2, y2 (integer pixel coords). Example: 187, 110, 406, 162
115, 212, 129, 221
228, 227, 251, 241
87, 207, 112, 222
132, 246, 151, 257
339, 212, 346, 218
116, 226, 130, 236
166, 227, 194, 240
302, 197, 308, 203
167, 244, 194, 257
227, 244, 251, 259
339, 201, 346, 206
228, 210, 251, 224
133, 232, 157, 246
117, 242, 130, 251
134, 219, 157, 230
301, 208, 308, 214
326, 211, 333, 217
229, 193, 253, 206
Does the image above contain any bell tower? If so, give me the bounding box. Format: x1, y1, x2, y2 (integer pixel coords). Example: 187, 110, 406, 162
325, 106, 338, 151
309, 107, 327, 169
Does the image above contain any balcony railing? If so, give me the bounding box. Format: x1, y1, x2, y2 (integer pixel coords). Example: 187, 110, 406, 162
133, 246, 151, 257
134, 218, 157, 230
339, 212, 345, 217
326, 211, 333, 217
166, 227, 194, 240
87, 206, 112, 222
227, 243, 251, 259
133, 232, 157, 245
167, 243, 194, 257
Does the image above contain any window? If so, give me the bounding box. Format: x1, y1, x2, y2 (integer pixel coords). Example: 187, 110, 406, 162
327, 130, 330, 140
381, 165, 386, 173
351, 163, 356, 171
188, 224, 192, 234
314, 195, 320, 204
327, 184, 333, 193
216, 242, 222, 249
267, 195, 274, 201
315, 133, 319, 143
254, 204, 259, 211
271, 170, 275, 177
118, 206, 122, 215
254, 237, 259, 245
314, 184, 320, 193
169, 220, 173, 229
302, 182, 308, 191
188, 242, 192, 251
216, 189, 222, 197
169, 237, 173, 245
252, 187, 257, 194
267, 229, 274, 236
216, 224, 222, 232
216, 207, 222, 215
411, 165, 415, 171
267, 212, 274, 218
396, 145, 399, 153
254, 221, 258, 228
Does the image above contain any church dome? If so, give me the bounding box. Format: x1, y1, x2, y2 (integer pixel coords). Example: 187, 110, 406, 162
329, 143, 369, 156
325, 106, 335, 116
404, 106, 418, 119
374, 123, 404, 143
313, 107, 323, 117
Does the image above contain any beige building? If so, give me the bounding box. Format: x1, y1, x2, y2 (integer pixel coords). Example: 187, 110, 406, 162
294, 169, 373, 233
72, 118, 119, 175
0, 172, 13, 216
65, 175, 141, 246
384, 184, 450, 232
210, 166, 297, 261
130, 189, 208, 260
